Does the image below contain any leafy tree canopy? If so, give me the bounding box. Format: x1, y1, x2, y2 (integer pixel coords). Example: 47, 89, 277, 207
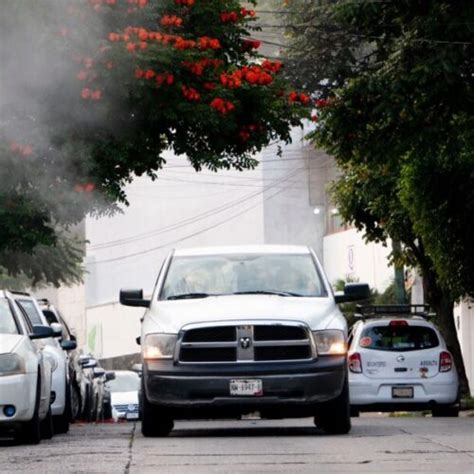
0, 0, 309, 282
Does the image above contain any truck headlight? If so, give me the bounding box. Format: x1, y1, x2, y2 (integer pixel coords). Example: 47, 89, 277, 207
143, 334, 177, 360
0, 354, 25, 376
312, 330, 347, 355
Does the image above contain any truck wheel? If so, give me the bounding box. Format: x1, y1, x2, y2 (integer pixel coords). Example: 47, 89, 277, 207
315, 376, 351, 435
40, 406, 54, 439
17, 372, 41, 445
432, 404, 459, 417
141, 381, 173, 437
53, 382, 71, 434
350, 406, 360, 418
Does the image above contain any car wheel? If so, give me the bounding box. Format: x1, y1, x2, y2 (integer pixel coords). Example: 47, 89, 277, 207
314, 375, 351, 435
70, 384, 81, 422
16, 371, 41, 445
103, 401, 113, 420
40, 405, 54, 440
141, 380, 173, 437
53, 382, 71, 434
350, 406, 360, 417
432, 404, 459, 417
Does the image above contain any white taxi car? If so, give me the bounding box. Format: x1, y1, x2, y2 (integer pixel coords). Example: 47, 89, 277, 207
348, 305, 459, 417
0, 290, 54, 444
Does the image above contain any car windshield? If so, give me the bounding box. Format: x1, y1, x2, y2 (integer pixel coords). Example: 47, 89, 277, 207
0, 298, 19, 335
360, 325, 439, 352
160, 253, 326, 300
17, 299, 43, 325
108, 372, 140, 393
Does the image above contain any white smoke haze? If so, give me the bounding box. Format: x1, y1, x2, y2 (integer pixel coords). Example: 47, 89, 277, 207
0, 0, 116, 225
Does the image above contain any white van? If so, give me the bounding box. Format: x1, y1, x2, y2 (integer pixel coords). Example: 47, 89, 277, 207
120, 245, 370, 437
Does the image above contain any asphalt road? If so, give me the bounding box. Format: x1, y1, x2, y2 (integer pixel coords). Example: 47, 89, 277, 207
0, 416, 473, 473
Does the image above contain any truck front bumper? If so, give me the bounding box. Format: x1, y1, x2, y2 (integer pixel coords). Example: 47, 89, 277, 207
144, 357, 346, 415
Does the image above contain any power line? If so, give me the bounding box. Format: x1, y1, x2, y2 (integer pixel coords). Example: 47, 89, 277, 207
87, 168, 306, 252
88, 169, 306, 265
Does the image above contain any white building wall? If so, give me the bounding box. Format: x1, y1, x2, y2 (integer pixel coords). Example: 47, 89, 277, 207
323, 228, 393, 292
454, 302, 474, 396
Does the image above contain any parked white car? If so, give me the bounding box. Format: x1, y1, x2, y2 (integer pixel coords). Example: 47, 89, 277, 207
0, 290, 54, 444
13, 293, 71, 433
121, 245, 370, 437
348, 305, 459, 416
108, 370, 140, 421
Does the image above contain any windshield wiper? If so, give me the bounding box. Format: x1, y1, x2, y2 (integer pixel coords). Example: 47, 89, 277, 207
166, 293, 211, 300
232, 290, 305, 297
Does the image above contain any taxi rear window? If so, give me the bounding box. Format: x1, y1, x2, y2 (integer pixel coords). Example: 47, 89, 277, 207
360, 325, 439, 352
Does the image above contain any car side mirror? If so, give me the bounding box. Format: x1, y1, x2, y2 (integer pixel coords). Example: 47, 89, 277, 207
61, 340, 77, 351
30, 324, 55, 340
50, 322, 63, 338
93, 367, 105, 378
105, 371, 116, 381
82, 359, 98, 369
132, 363, 143, 374
136, 336, 141, 345
78, 355, 90, 366
334, 283, 371, 304
120, 289, 150, 308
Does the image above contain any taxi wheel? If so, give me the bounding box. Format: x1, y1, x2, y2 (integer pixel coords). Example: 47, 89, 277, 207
141, 381, 174, 437
432, 404, 459, 417
40, 406, 54, 440
315, 376, 351, 435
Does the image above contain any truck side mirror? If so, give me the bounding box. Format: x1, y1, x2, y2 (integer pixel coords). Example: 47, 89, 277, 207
120, 289, 150, 308
335, 283, 370, 304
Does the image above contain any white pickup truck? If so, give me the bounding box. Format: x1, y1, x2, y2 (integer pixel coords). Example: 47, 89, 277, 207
120, 245, 370, 436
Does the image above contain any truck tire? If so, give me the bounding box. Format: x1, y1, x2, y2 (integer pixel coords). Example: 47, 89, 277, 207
432, 404, 459, 417
141, 380, 173, 437
314, 376, 351, 435
17, 371, 41, 445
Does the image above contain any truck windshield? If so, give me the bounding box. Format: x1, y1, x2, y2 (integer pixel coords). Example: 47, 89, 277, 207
160, 253, 326, 300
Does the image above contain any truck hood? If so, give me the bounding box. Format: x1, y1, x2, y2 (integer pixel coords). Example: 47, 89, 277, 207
0, 334, 23, 354
144, 295, 345, 334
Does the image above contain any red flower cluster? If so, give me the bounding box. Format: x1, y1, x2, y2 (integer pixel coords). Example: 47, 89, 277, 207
81, 88, 102, 100
126, 0, 148, 7
210, 98, 235, 114
183, 58, 222, 76
175, 0, 194, 6
315, 98, 328, 108
160, 15, 183, 27
241, 65, 273, 85
220, 71, 242, 89
238, 123, 261, 142
311, 114, 319, 122
135, 69, 174, 86
198, 36, 221, 50
10, 143, 33, 156
220, 8, 255, 23
242, 39, 261, 51
288, 92, 310, 105
110, 27, 221, 52
156, 73, 175, 86
262, 60, 283, 74
74, 183, 96, 193
182, 86, 200, 101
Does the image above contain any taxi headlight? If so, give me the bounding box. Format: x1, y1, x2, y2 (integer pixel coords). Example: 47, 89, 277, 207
143, 334, 177, 360
0, 354, 25, 376
44, 353, 58, 372
312, 330, 347, 355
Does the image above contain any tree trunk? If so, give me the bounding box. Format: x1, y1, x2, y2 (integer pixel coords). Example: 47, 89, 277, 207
423, 269, 470, 397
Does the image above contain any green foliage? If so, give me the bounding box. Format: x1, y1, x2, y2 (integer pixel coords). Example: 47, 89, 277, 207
0, 0, 308, 283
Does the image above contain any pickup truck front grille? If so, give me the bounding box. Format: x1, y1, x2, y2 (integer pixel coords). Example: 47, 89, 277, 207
178, 322, 313, 363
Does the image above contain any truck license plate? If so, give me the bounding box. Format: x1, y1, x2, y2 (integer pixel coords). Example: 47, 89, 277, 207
392, 386, 414, 398
126, 412, 139, 420
230, 379, 263, 396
